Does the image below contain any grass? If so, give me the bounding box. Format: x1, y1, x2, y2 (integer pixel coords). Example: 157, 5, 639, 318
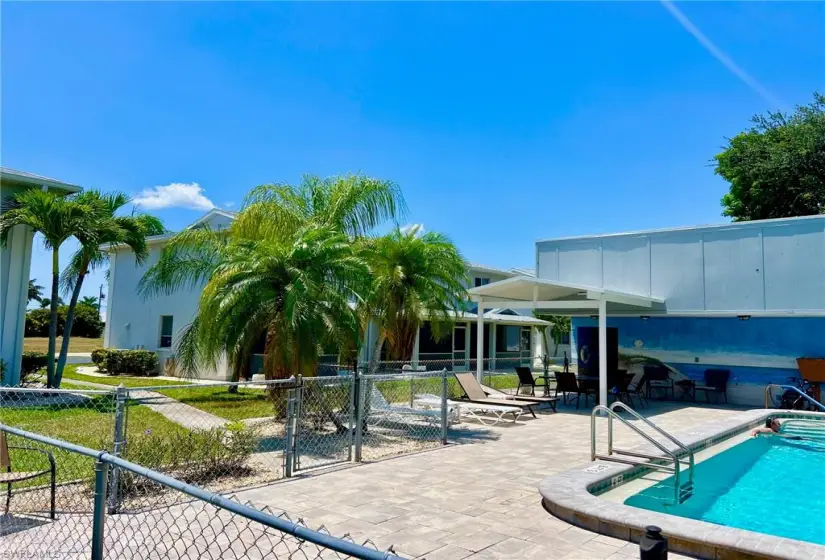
158, 385, 279, 421
1, 395, 186, 485
23, 336, 103, 353
59, 364, 192, 388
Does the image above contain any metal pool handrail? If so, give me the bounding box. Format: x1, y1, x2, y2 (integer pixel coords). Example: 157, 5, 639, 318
764, 384, 825, 412
608, 401, 695, 488
591, 405, 691, 504
0, 424, 400, 560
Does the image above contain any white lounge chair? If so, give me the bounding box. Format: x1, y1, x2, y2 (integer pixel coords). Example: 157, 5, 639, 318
446, 398, 523, 425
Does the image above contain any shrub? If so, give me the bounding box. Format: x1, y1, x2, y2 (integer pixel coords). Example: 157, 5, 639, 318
0, 359, 5, 384
119, 422, 257, 494
93, 349, 158, 376
15, 351, 48, 386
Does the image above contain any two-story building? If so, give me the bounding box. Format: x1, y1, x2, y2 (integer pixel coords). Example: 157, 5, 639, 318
104, 209, 550, 379
1, 168, 83, 386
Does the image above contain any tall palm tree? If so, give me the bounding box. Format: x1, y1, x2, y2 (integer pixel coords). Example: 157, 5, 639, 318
232, 173, 406, 241
1, 189, 92, 386
55, 191, 164, 386
28, 279, 44, 303
139, 174, 404, 382
363, 225, 468, 371
140, 226, 367, 380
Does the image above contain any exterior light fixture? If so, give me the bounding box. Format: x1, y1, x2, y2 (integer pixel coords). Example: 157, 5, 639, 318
737, 315, 751, 321
640, 316, 650, 321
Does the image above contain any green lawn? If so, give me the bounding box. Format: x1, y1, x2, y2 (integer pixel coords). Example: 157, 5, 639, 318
60, 364, 192, 388
158, 385, 279, 421
1, 395, 186, 485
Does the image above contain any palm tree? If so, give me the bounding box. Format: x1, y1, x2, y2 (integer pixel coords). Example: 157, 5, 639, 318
533, 313, 571, 357
39, 296, 65, 309
80, 296, 99, 307
1, 190, 92, 387
139, 174, 404, 382
28, 280, 44, 303
232, 173, 406, 241
55, 190, 164, 387
363, 225, 468, 371
140, 226, 367, 381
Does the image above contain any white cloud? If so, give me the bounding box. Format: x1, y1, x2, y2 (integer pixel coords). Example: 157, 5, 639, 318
222, 201, 236, 209
133, 182, 215, 211
660, 0, 784, 109
400, 223, 425, 236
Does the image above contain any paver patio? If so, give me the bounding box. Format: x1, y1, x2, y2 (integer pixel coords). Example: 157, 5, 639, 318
234, 400, 747, 559
3, 400, 749, 559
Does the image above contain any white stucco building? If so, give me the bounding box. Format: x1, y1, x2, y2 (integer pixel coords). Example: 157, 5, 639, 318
104, 209, 553, 380
0, 168, 82, 386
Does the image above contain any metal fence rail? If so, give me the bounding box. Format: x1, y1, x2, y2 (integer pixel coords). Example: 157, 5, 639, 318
0, 424, 400, 560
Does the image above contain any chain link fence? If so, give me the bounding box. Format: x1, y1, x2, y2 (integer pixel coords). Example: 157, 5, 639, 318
0, 424, 400, 560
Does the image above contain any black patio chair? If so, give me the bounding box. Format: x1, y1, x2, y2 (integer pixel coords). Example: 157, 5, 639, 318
1, 431, 56, 520
612, 371, 636, 406
644, 365, 674, 400
555, 371, 595, 410
515, 366, 549, 396
695, 369, 730, 404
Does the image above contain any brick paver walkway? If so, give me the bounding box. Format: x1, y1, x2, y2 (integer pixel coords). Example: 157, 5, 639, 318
235, 401, 746, 559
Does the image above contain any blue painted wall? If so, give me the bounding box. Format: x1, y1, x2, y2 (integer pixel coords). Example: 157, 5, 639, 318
571, 316, 825, 402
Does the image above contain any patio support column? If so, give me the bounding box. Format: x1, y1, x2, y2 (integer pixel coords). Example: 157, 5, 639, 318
598, 296, 607, 407
476, 299, 485, 381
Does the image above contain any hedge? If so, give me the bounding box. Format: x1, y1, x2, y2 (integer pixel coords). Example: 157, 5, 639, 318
91, 349, 158, 376
25, 303, 104, 338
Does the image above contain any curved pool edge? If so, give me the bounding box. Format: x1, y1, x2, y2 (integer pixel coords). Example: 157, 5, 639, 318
538, 409, 825, 560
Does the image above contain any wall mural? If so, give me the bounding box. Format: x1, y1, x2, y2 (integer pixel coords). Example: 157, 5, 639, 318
571, 316, 825, 385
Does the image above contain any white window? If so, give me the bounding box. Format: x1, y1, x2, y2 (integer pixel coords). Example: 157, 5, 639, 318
159, 316, 174, 348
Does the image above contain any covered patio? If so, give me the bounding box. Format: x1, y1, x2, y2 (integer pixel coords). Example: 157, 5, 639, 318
469, 276, 665, 407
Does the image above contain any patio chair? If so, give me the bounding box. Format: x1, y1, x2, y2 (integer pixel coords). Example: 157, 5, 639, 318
454, 373, 538, 419
1, 431, 56, 520
480, 383, 558, 412
627, 371, 649, 408
611, 371, 636, 407
694, 369, 730, 404
554, 371, 596, 410
515, 367, 549, 396
644, 365, 674, 400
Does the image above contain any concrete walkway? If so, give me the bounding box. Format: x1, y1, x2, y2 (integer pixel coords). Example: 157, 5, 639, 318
61, 377, 227, 431
234, 401, 746, 559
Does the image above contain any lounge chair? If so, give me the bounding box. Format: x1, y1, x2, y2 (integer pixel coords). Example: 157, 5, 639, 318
366, 377, 458, 427
1, 431, 56, 519
481, 383, 558, 412
454, 373, 538, 419
515, 366, 550, 396
694, 369, 730, 404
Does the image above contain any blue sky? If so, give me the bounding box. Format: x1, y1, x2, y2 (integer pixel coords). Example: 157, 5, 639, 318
3, 2, 822, 306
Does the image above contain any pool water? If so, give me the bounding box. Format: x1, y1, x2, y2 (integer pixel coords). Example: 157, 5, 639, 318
625, 432, 825, 545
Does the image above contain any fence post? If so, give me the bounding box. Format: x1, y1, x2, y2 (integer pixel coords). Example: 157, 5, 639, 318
108, 384, 127, 513
91, 460, 109, 560
284, 386, 297, 478
353, 369, 363, 463
347, 366, 356, 462
441, 369, 448, 445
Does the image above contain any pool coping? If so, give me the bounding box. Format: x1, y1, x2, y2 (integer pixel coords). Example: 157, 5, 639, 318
538, 409, 825, 560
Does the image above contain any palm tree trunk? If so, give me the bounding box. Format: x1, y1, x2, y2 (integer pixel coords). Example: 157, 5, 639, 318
55, 266, 88, 388
368, 331, 386, 373
46, 249, 61, 388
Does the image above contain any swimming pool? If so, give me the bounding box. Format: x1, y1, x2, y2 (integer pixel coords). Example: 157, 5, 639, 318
625, 428, 825, 546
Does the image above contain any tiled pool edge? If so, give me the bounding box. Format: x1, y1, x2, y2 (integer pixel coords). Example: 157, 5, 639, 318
538, 409, 825, 560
